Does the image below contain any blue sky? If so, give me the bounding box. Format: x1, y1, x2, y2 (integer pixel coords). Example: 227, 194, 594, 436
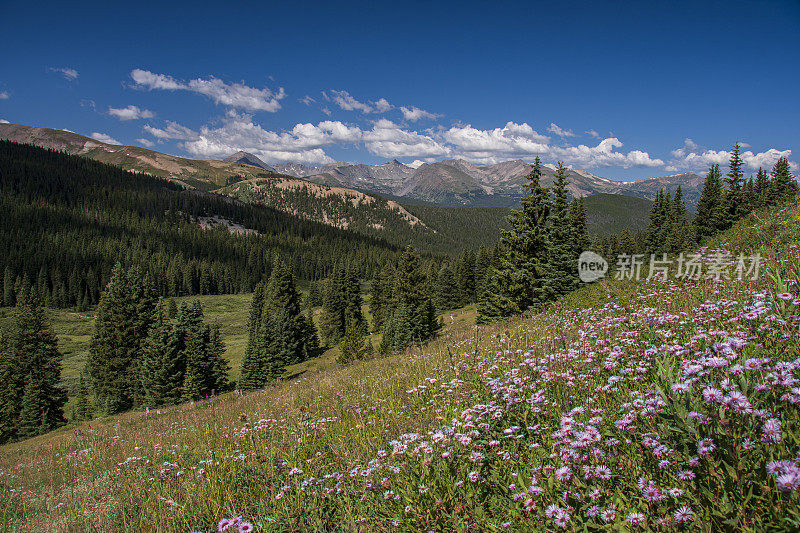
0, 0, 797, 179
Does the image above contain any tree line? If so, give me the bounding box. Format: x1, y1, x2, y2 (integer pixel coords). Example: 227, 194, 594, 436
0, 141, 402, 310
592, 147, 797, 258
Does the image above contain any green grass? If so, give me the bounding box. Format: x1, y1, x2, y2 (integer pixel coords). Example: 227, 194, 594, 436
1, 200, 798, 532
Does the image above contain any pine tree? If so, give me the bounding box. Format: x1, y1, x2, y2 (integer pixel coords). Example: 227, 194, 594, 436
754, 168, 770, 208
618, 229, 636, 255
542, 162, 578, 300
694, 164, 724, 241
239, 281, 266, 390
478, 157, 550, 321
181, 327, 208, 401
206, 323, 230, 395
337, 320, 368, 364
770, 157, 798, 202
369, 264, 394, 333
391, 247, 439, 345
0, 290, 66, 442
434, 262, 461, 311
73, 373, 93, 422
569, 197, 590, 256
3, 266, 15, 307
140, 299, 183, 407
87, 263, 156, 414
343, 266, 365, 334
240, 261, 313, 390
456, 250, 476, 305
721, 143, 746, 228
319, 266, 346, 343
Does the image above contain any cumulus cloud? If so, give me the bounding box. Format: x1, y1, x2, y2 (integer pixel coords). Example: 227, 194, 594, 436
325, 90, 394, 114
181, 112, 339, 164
667, 138, 797, 173
400, 106, 442, 122
130, 69, 285, 112
548, 122, 576, 138
0, 91, 9, 99
327, 90, 376, 113
550, 138, 664, 169
443, 121, 550, 163
136, 138, 155, 148
373, 98, 393, 113
50, 67, 79, 80
0, 118, 9, 123
108, 105, 155, 121
143, 121, 199, 141
90, 132, 121, 145
362, 119, 449, 159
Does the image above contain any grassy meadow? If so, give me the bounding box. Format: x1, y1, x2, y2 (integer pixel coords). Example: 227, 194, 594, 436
0, 200, 799, 532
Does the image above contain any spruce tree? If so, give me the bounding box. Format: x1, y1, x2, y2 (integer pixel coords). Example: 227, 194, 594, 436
694, 164, 724, 240
434, 262, 461, 311
240, 261, 312, 390
0, 290, 66, 441
721, 143, 746, 227
337, 319, 368, 364
391, 246, 439, 345
456, 250, 476, 305
319, 266, 346, 343
754, 168, 770, 208
73, 373, 93, 422
542, 162, 578, 300
369, 264, 394, 333
3, 266, 14, 307
478, 157, 550, 321
569, 197, 590, 256
206, 323, 231, 395
770, 157, 798, 202
87, 263, 156, 414
140, 299, 183, 406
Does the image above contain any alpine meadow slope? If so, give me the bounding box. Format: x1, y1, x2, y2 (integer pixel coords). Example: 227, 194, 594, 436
1, 198, 799, 531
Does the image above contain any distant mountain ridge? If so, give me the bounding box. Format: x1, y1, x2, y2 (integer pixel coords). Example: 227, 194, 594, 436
0, 121, 706, 212
274, 154, 704, 208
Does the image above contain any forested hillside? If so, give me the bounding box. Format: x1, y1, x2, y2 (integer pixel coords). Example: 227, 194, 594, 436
0, 141, 401, 309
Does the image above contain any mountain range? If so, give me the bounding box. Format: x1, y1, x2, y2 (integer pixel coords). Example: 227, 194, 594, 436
243, 152, 703, 209
0, 122, 669, 242
0, 122, 704, 208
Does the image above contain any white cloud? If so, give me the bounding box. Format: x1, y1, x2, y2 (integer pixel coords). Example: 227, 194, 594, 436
407, 159, 427, 169
400, 106, 442, 122
181, 112, 339, 164
443, 121, 550, 163
667, 138, 797, 172
143, 121, 199, 141
108, 105, 155, 121
136, 138, 155, 148
130, 69, 285, 112
90, 132, 121, 145
374, 98, 393, 113
328, 90, 375, 113
130, 69, 183, 90
363, 119, 449, 159
326, 90, 394, 114
0, 92, 8, 100
0, 119, 9, 124
548, 122, 576, 138
50, 67, 79, 81
550, 138, 664, 169
299, 95, 316, 105
585, 129, 600, 138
